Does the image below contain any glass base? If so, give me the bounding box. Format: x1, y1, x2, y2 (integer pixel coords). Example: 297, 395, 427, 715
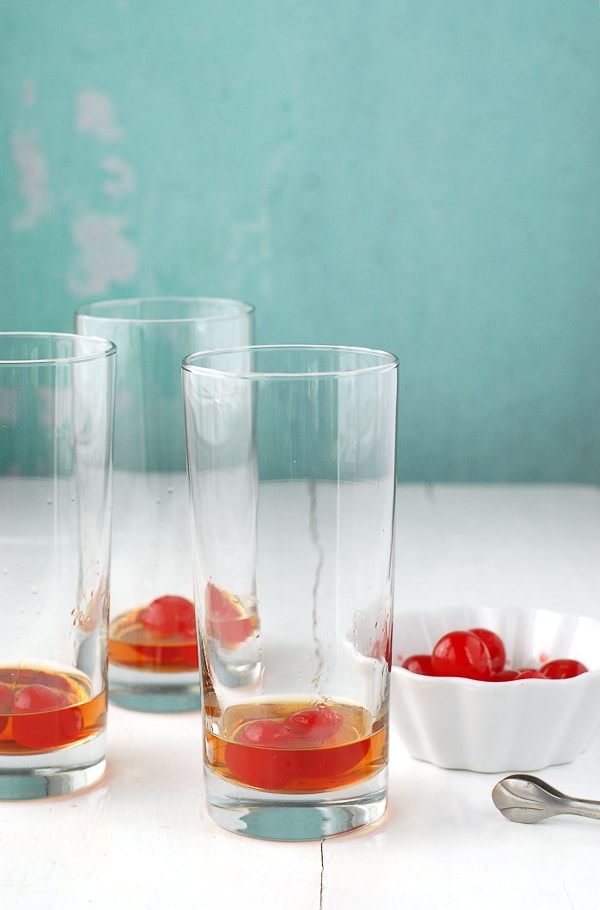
108, 665, 201, 713
0, 733, 107, 800
204, 766, 388, 841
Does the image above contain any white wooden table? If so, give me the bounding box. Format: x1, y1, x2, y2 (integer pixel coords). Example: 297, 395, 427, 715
2, 485, 600, 909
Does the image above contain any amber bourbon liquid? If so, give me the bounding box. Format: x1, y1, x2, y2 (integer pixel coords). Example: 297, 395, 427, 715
205, 699, 388, 794
109, 607, 199, 672
0, 666, 106, 755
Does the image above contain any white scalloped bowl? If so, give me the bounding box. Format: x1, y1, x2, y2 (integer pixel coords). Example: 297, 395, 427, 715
390, 606, 600, 773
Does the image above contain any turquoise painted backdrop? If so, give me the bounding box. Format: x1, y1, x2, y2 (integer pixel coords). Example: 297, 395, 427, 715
1, 1, 599, 482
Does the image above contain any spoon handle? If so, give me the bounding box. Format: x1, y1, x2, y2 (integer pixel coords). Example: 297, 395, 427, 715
559, 795, 600, 821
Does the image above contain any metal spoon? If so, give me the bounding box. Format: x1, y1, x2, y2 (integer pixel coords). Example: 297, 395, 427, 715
492, 774, 600, 824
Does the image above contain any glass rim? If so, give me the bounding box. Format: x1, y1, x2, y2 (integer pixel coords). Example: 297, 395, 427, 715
0, 332, 116, 365
181, 344, 399, 379
75, 296, 254, 325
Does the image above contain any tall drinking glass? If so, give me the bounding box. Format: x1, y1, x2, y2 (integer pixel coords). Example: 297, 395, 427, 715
0, 333, 115, 799
182, 345, 398, 840
76, 297, 253, 713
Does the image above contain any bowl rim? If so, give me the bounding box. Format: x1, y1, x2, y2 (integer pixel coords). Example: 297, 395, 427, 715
391, 604, 600, 685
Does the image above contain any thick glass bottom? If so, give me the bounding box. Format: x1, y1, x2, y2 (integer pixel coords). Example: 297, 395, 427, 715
204, 765, 388, 841
0, 732, 107, 800
108, 665, 201, 713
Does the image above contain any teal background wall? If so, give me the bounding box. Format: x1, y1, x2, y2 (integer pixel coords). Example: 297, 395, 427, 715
1, 1, 599, 482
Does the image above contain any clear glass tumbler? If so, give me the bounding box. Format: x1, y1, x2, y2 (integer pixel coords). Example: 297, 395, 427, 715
0, 333, 115, 799
182, 345, 398, 840
75, 298, 254, 712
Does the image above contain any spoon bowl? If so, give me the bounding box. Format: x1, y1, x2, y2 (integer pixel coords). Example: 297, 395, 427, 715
492, 774, 600, 824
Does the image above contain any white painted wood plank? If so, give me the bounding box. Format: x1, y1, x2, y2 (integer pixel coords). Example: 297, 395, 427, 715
323, 484, 600, 910
0, 706, 322, 910
394, 484, 600, 615
2, 485, 600, 909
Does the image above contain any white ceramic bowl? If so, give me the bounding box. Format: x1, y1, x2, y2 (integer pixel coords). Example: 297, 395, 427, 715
390, 606, 600, 773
